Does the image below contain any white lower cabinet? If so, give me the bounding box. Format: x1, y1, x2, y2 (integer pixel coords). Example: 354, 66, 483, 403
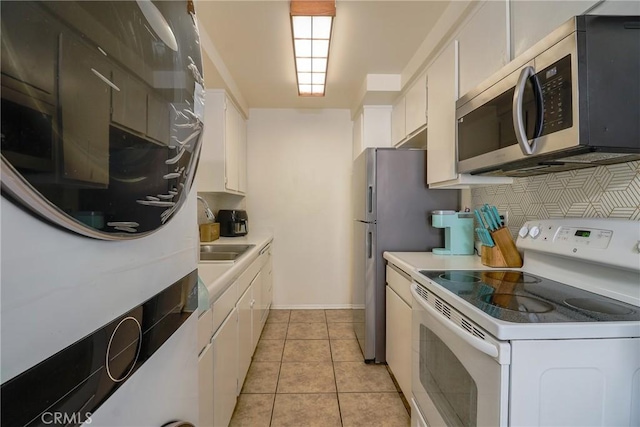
198, 342, 214, 427
212, 307, 238, 427
250, 271, 263, 352
199, 241, 274, 426
237, 285, 253, 391
261, 249, 273, 326
385, 264, 412, 402
386, 286, 411, 399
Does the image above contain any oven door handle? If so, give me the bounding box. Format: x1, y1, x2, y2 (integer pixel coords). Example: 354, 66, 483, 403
411, 285, 499, 358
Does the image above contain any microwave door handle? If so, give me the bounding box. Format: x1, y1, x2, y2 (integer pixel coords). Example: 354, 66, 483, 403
512, 66, 538, 155
531, 73, 544, 140
411, 284, 500, 358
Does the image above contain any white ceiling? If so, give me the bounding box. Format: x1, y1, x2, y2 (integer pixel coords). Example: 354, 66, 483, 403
194, 1, 450, 110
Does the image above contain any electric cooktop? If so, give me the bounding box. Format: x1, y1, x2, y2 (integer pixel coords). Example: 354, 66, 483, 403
419, 270, 640, 324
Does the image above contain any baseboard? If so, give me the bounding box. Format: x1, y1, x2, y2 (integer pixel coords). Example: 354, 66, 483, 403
270, 304, 360, 310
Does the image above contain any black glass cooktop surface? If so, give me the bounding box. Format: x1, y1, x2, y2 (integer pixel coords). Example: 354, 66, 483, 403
419, 270, 640, 324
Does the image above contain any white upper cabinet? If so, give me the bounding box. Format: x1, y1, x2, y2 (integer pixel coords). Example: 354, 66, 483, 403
590, 0, 640, 15
426, 41, 458, 186
353, 106, 392, 160
224, 99, 240, 192
59, 32, 110, 185
426, 40, 512, 188
404, 71, 428, 136
391, 97, 406, 146
197, 90, 247, 195
391, 71, 427, 147
112, 69, 171, 145
511, 1, 599, 57
458, 0, 509, 97
146, 94, 170, 145
511, 0, 640, 59
238, 114, 248, 193
425, 0, 515, 188
111, 68, 147, 135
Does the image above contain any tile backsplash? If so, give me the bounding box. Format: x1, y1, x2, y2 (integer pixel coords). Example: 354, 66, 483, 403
471, 161, 640, 236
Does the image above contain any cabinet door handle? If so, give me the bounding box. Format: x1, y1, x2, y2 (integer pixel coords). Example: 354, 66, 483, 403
250, 299, 255, 308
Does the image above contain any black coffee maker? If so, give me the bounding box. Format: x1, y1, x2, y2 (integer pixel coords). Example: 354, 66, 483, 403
217, 210, 248, 237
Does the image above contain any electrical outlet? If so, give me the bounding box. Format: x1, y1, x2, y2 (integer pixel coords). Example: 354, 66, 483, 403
500, 210, 509, 226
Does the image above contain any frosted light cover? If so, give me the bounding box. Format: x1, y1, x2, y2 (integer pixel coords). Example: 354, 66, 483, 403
291, 13, 333, 96
312, 16, 332, 39
292, 16, 312, 39
296, 58, 312, 72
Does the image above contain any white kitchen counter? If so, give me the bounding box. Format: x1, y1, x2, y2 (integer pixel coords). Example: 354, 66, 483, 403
383, 251, 512, 282
198, 231, 273, 305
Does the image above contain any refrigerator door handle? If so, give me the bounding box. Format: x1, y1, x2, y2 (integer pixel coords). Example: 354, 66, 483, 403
367, 186, 373, 214
367, 231, 373, 258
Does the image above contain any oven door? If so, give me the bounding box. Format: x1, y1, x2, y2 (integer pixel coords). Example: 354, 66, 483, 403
411, 283, 510, 427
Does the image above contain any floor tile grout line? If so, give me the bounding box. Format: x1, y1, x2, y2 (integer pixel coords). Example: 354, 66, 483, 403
268, 318, 287, 427
326, 312, 345, 427
243, 311, 408, 426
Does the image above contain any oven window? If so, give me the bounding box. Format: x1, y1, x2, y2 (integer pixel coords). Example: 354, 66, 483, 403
420, 324, 478, 427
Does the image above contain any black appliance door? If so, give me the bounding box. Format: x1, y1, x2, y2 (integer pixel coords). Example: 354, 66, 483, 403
0, 1, 204, 239
458, 66, 542, 165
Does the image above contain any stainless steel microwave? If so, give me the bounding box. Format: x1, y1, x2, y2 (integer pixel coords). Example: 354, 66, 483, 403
456, 15, 640, 177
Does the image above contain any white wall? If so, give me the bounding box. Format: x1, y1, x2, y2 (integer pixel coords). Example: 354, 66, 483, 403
247, 109, 353, 308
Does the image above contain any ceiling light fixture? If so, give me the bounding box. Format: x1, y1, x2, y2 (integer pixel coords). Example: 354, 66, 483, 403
290, 0, 335, 97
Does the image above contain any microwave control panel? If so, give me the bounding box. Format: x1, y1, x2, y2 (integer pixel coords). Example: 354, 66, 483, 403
537, 54, 573, 136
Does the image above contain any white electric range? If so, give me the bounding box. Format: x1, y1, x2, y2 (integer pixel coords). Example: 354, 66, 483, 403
410, 218, 640, 427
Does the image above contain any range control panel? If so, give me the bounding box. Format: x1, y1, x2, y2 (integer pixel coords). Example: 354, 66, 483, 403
517, 219, 640, 272
554, 226, 613, 249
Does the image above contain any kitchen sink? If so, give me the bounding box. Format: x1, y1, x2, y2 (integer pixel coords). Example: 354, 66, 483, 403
199, 244, 255, 262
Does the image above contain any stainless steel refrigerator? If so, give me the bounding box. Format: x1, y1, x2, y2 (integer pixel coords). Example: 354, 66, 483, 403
352, 148, 458, 363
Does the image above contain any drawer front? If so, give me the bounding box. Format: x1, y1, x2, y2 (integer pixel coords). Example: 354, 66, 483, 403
237, 256, 261, 296
386, 264, 412, 307
198, 308, 213, 353
212, 281, 238, 334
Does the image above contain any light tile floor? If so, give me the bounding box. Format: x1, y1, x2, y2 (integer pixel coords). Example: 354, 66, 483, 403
229, 309, 410, 427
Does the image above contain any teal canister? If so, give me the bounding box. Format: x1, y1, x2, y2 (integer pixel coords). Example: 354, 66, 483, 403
431, 210, 475, 255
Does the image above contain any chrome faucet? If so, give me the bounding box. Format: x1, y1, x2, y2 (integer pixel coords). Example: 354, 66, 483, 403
197, 196, 215, 222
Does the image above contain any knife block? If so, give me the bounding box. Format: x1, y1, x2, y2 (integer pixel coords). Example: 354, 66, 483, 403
481, 228, 523, 268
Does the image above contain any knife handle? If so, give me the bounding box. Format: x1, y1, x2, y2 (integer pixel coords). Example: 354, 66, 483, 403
482, 207, 496, 230
491, 206, 502, 227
